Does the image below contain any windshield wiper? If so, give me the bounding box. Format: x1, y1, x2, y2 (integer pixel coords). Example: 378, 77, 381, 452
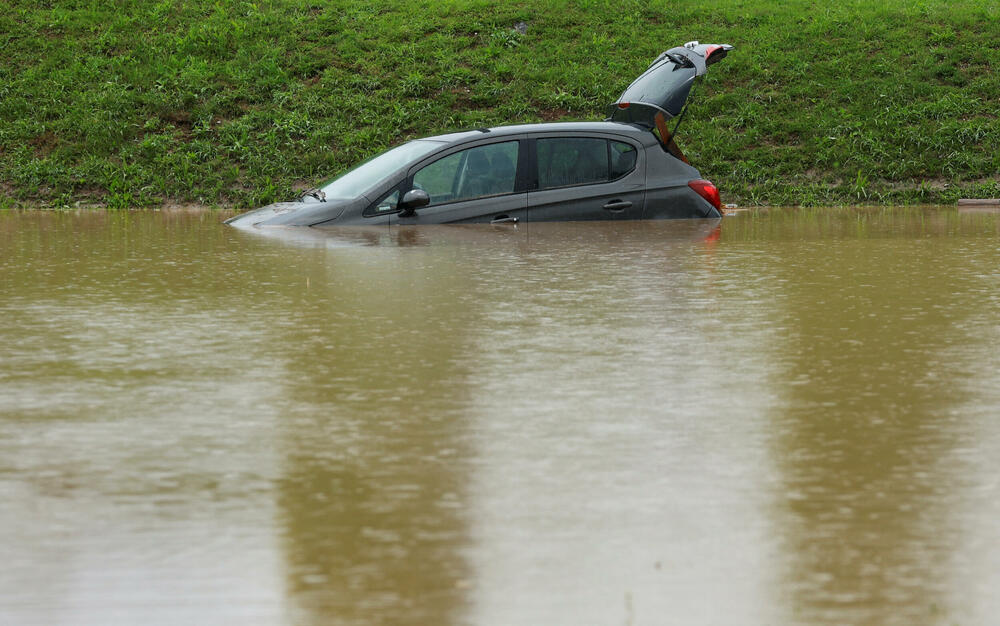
668, 52, 694, 69
651, 51, 694, 70
299, 188, 326, 202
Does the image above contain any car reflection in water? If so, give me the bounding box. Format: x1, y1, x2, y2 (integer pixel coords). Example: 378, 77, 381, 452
225, 214, 724, 250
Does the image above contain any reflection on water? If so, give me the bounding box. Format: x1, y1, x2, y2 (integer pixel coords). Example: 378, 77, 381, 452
1, 208, 998, 625
272, 246, 478, 626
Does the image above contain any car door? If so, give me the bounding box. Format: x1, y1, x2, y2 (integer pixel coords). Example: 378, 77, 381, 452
389, 139, 528, 225
527, 135, 645, 221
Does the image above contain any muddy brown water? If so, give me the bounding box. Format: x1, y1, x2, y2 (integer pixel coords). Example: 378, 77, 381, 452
1, 208, 998, 625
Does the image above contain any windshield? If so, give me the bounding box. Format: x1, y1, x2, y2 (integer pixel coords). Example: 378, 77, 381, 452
319, 140, 443, 199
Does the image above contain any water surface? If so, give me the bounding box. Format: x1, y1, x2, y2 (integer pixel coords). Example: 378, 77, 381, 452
2, 208, 998, 625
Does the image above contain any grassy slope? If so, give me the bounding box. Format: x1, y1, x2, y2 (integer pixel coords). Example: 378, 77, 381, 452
2, 0, 998, 209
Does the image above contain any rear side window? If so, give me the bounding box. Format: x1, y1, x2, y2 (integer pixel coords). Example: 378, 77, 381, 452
537, 138, 606, 189
610, 141, 637, 179
536, 138, 637, 189
413, 141, 519, 206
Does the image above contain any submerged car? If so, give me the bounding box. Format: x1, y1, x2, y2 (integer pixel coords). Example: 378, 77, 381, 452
226, 41, 733, 228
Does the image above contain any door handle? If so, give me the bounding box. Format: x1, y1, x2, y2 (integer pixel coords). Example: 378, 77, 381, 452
491, 215, 519, 224
603, 200, 632, 211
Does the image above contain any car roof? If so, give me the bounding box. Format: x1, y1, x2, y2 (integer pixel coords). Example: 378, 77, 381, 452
421, 121, 657, 146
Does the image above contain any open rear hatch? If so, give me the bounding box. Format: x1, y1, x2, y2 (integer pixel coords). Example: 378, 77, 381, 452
608, 41, 733, 161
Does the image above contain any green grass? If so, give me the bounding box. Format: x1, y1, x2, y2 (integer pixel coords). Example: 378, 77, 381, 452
2, 0, 999, 209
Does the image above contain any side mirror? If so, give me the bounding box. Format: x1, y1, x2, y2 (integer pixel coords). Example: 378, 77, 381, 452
398, 189, 430, 216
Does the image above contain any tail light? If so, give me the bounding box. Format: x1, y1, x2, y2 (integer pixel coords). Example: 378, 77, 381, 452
704, 45, 728, 65
688, 179, 721, 211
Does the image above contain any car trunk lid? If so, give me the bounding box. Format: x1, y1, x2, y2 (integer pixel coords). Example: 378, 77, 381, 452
607, 41, 733, 159
608, 41, 733, 123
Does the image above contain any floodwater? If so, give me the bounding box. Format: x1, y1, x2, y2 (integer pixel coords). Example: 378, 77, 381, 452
1, 207, 998, 626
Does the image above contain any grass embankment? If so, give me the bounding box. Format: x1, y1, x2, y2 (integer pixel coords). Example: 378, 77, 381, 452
2, 0, 999, 209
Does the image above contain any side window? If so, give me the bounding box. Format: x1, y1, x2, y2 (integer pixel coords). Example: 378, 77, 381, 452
537, 138, 609, 189
364, 188, 400, 217
412, 141, 519, 206
610, 141, 637, 179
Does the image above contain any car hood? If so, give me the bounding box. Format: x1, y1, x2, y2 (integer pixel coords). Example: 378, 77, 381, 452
224, 197, 355, 228
608, 41, 733, 126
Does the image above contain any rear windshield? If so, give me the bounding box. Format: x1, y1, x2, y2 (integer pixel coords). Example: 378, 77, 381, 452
619, 60, 696, 117
319, 140, 443, 199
